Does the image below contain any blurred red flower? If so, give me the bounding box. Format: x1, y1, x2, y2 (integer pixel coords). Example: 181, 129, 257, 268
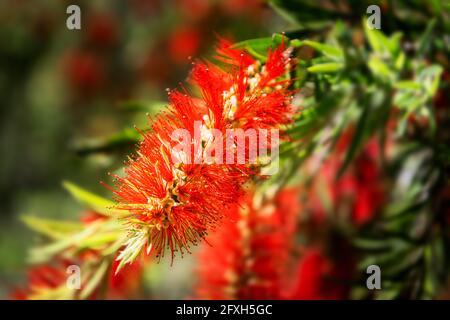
62, 50, 105, 96
196, 188, 300, 299
308, 132, 384, 226
168, 27, 202, 64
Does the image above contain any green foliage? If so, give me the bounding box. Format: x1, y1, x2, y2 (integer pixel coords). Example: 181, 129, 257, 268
249, 1, 449, 298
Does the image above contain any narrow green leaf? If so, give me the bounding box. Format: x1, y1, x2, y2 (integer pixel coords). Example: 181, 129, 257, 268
363, 18, 384, 53
337, 99, 370, 178
80, 260, 110, 299
419, 65, 443, 96
395, 51, 406, 70
417, 19, 437, 56
307, 62, 343, 73
394, 81, 422, 90
77, 232, 124, 250
62, 181, 126, 217
302, 40, 343, 60
231, 34, 286, 61
21, 215, 84, 239
368, 56, 393, 80
290, 39, 302, 47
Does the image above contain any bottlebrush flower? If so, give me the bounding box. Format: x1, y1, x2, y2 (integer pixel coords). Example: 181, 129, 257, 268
196, 188, 300, 299
109, 38, 296, 270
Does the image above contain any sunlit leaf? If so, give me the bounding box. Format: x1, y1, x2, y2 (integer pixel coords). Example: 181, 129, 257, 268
302, 40, 343, 61
62, 181, 128, 217
307, 62, 343, 73
80, 260, 110, 299
21, 215, 84, 240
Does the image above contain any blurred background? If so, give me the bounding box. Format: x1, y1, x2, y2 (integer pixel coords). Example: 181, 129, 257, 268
0, 0, 284, 298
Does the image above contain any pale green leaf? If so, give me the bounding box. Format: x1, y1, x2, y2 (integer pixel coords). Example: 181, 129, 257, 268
21, 215, 84, 240
302, 40, 343, 61
307, 62, 343, 73
80, 260, 110, 299
63, 181, 129, 217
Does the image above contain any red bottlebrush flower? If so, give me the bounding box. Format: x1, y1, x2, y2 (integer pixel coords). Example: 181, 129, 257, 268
111, 120, 248, 261
110, 39, 296, 269
196, 188, 300, 299
259, 41, 293, 89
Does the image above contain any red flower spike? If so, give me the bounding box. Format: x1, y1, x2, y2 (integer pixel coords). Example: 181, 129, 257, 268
307, 131, 384, 227
288, 249, 334, 300
196, 189, 300, 299
111, 39, 297, 269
